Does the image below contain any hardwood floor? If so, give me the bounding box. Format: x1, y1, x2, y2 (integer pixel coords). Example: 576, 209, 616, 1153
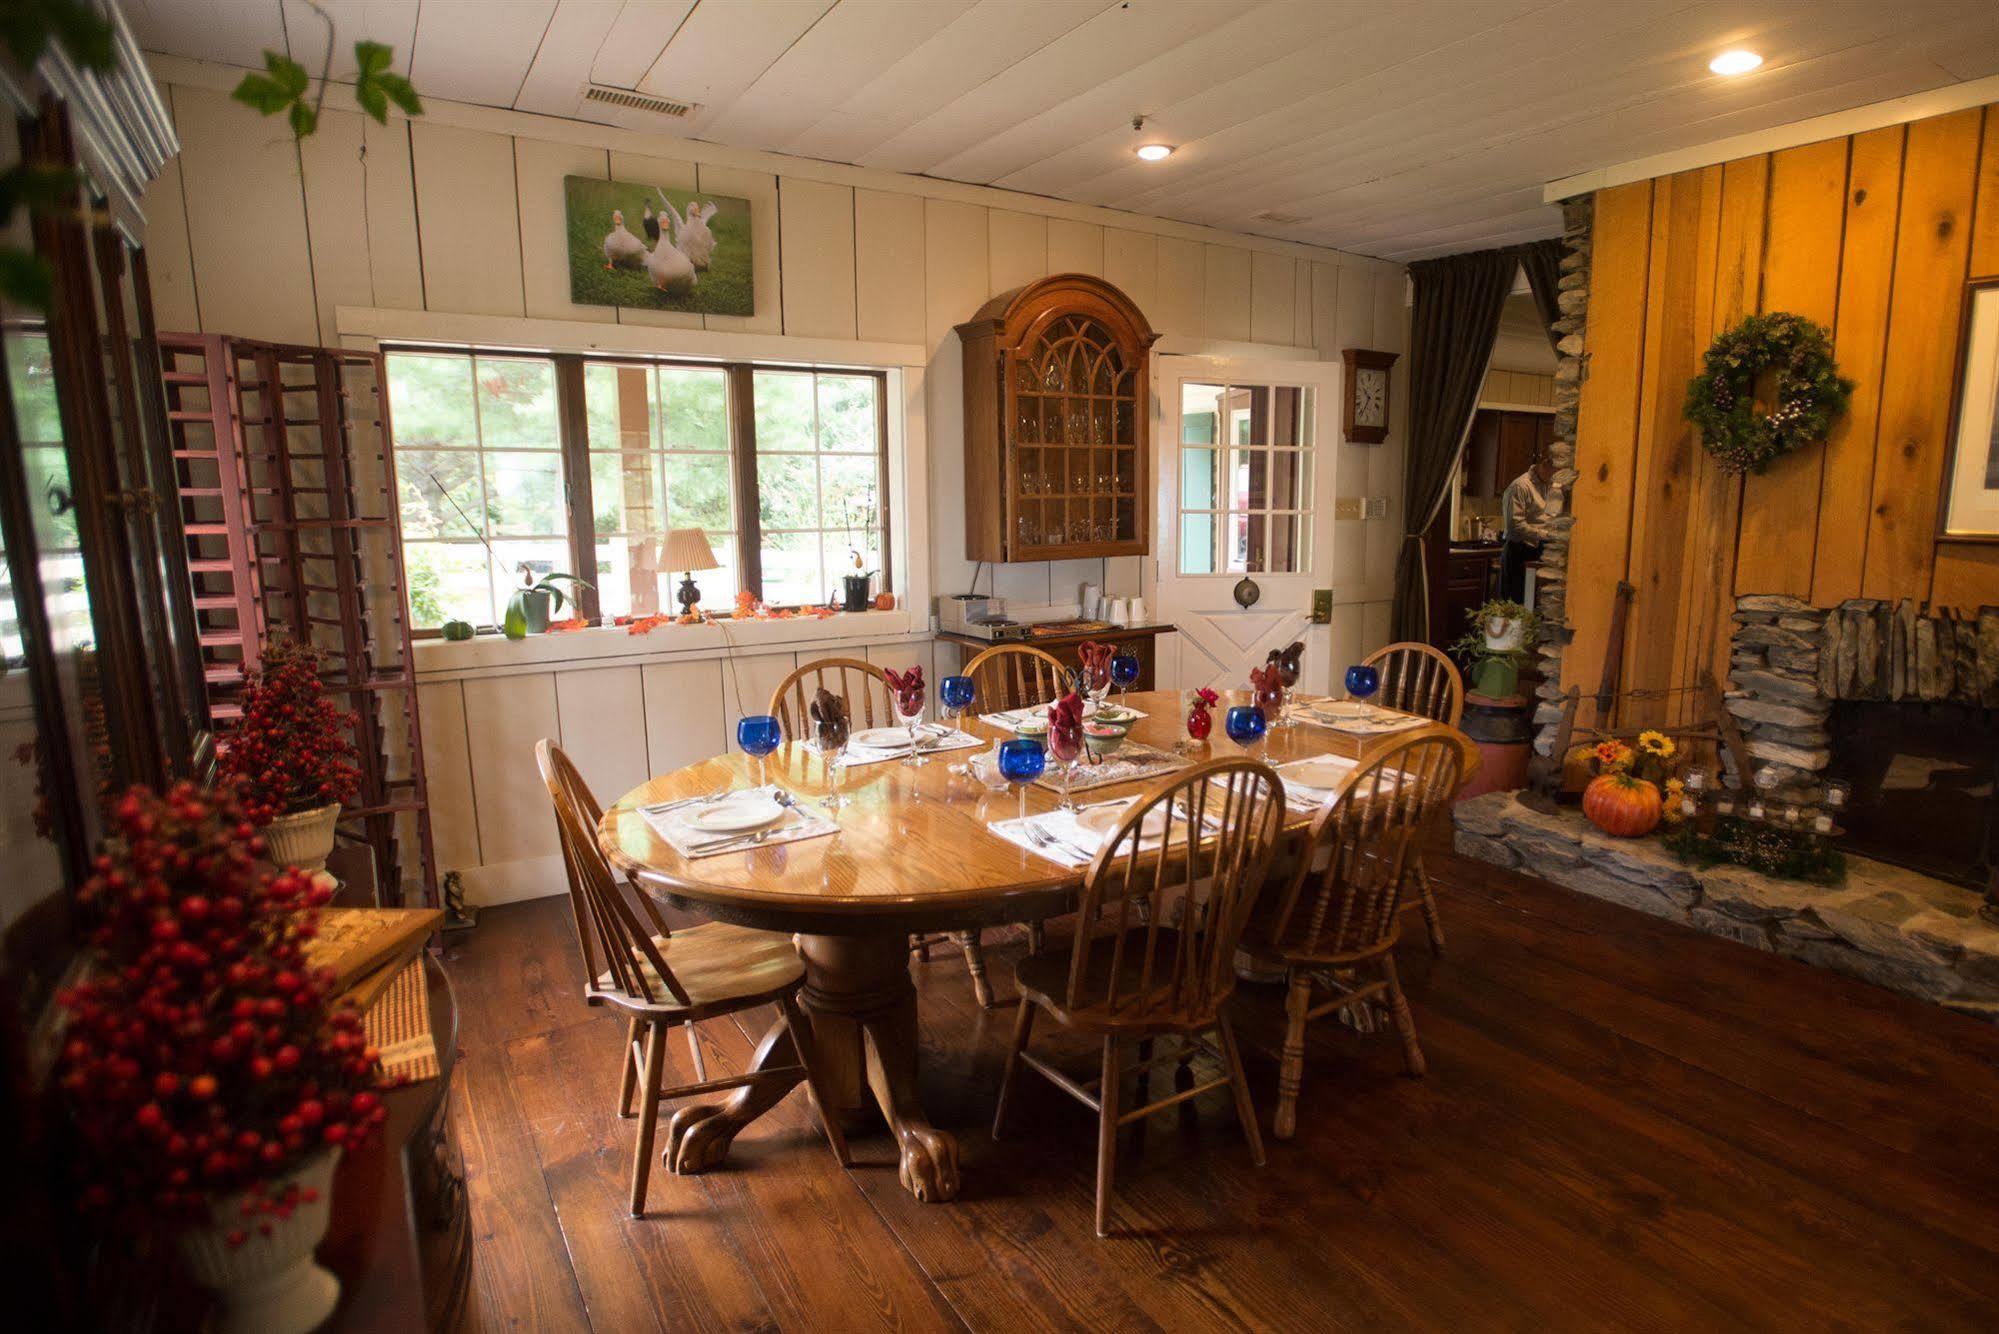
444, 841, 1999, 1332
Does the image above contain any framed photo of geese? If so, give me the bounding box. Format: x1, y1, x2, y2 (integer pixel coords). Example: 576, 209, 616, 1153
564, 175, 754, 316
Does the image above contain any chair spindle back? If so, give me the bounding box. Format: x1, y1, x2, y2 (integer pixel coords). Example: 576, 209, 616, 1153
1361, 642, 1465, 726
1065, 758, 1285, 1023
1259, 726, 1465, 960
962, 644, 1073, 713
535, 739, 685, 1007
769, 657, 896, 738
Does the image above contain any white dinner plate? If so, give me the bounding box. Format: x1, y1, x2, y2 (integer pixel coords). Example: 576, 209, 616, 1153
851, 726, 917, 749
1284, 755, 1359, 790
1076, 801, 1172, 841
686, 793, 785, 833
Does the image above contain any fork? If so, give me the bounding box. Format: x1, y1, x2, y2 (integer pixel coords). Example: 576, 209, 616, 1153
1022, 822, 1094, 863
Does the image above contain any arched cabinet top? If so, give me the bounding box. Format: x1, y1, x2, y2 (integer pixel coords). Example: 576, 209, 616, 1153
955, 273, 1158, 357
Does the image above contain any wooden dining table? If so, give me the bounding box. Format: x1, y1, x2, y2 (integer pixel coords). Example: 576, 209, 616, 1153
598, 688, 1439, 1204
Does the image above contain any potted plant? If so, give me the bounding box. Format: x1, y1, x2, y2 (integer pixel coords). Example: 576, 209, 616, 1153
1581, 731, 1678, 838
1450, 598, 1540, 697
219, 640, 361, 872
56, 783, 386, 1334
504, 565, 592, 638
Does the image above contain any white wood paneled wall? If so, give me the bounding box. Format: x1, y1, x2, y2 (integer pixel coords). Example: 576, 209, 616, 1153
140, 73, 1408, 904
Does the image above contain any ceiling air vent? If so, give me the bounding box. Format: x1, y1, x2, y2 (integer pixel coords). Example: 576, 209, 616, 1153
582, 85, 696, 120
1251, 210, 1306, 226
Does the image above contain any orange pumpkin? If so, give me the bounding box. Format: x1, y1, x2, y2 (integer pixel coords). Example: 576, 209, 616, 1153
1582, 772, 1662, 838
873, 591, 895, 611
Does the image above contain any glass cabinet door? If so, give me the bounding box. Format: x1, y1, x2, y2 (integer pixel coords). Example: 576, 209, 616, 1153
1007, 315, 1140, 557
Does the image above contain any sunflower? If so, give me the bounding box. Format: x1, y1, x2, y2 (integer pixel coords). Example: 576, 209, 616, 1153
1662, 776, 1688, 824
1637, 730, 1676, 759
1594, 740, 1633, 772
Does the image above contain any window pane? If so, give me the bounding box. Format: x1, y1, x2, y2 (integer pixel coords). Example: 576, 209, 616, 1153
816, 374, 877, 452
752, 371, 814, 451
592, 532, 739, 620
1181, 446, 1217, 510
823, 532, 882, 589
490, 539, 576, 620
666, 453, 733, 531
403, 542, 492, 629
474, 357, 558, 447
583, 362, 648, 451
483, 451, 564, 535
1180, 513, 1218, 576
387, 353, 476, 447
756, 454, 817, 528
658, 367, 728, 449
1181, 383, 1222, 444
761, 529, 824, 608
397, 449, 485, 539
819, 453, 879, 535
590, 450, 663, 536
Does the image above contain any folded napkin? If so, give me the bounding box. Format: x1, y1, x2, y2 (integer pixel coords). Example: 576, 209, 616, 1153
1297, 702, 1429, 736
979, 701, 1151, 731
638, 786, 837, 859
988, 796, 1221, 869
842, 724, 985, 767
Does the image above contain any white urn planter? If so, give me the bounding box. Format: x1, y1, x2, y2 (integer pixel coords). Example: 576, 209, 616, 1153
263, 803, 341, 872
1482, 615, 1526, 653
177, 1149, 341, 1334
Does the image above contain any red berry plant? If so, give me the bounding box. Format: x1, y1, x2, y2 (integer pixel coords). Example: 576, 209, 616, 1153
55, 782, 384, 1241
219, 639, 361, 824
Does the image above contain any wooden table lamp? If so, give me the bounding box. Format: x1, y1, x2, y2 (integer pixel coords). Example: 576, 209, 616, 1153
663, 527, 720, 615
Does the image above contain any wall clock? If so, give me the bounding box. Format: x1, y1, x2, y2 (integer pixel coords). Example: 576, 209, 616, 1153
1341, 348, 1399, 444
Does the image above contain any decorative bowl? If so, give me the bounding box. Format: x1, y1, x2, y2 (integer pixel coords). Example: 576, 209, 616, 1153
1083, 721, 1130, 760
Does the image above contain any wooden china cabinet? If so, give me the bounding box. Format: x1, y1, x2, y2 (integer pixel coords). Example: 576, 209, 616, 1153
957, 274, 1159, 562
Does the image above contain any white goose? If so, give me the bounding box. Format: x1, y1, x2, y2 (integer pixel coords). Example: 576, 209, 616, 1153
643, 235, 697, 296
601, 209, 646, 269
675, 199, 719, 269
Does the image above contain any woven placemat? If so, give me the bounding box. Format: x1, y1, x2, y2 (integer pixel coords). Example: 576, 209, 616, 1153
364, 960, 438, 1085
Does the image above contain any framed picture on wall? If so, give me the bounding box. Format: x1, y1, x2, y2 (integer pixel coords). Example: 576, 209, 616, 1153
563, 175, 754, 317
1941, 277, 1999, 539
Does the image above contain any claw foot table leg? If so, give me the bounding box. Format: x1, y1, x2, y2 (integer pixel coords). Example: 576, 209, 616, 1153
663, 1011, 804, 1175
796, 932, 962, 1203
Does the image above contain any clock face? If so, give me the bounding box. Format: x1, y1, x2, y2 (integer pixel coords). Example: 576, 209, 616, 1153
1354, 368, 1387, 427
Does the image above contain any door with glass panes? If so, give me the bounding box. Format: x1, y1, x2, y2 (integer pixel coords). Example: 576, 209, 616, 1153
1148, 356, 1341, 692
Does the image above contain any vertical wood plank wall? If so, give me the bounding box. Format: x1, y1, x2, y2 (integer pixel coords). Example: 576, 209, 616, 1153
1568, 102, 1999, 727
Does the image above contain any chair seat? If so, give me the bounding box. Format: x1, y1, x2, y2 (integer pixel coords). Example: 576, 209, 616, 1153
1015, 929, 1221, 1034
1239, 927, 1398, 973
594, 921, 804, 1013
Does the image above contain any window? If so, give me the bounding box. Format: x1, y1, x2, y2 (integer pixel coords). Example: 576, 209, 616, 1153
384, 349, 889, 631
1177, 381, 1315, 575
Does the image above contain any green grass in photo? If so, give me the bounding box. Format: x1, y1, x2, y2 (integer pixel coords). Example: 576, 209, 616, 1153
564, 175, 754, 317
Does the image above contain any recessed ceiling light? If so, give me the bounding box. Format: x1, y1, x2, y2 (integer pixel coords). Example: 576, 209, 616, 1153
1135, 142, 1174, 162
1709, 49, 1763, 76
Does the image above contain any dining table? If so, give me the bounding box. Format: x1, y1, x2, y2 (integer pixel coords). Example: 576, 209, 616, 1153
598, 687, 1449, 1204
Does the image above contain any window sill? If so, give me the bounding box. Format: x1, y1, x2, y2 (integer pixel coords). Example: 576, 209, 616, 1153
411, 608, 924, 681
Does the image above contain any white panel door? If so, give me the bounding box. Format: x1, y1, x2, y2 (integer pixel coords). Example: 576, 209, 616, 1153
1148, 355, 1340, 692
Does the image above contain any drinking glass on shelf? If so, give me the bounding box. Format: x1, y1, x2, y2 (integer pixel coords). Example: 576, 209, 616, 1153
1225, 704, 1268, 760
1344, 663, 1381, 702
998, 738, 1046, 822
737, 714, 781, 789
941, 675, 976, 734
1110, 651, 1140, 707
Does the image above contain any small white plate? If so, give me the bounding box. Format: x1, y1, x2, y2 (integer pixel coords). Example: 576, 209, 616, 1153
1316, 701, 1368, 718
1285, 755, 1358, 789
1077, 801, 1171, 841
686, 793, 785, 833
851, 726, 917, 749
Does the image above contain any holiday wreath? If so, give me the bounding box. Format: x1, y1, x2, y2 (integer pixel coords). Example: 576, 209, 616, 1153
1682, 311, 1853, 475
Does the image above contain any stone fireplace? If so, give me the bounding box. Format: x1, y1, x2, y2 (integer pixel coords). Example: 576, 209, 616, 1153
1453, 591, 1999, 1020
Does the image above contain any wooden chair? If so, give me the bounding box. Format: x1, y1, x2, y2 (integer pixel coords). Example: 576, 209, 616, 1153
534, 740, 848, 1216
767, 656, 897, 738
769, 657, 1003, 1006
962, 643, 1073, 713
1240, 726, 1466, 1139
1355, 641, 1465, 954
992, 758, 1286, 1236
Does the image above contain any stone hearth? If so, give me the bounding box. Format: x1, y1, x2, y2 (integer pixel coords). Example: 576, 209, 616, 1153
1453, 791, 1999, 1020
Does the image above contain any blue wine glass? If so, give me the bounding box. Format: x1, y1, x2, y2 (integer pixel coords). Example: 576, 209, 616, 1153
1345, 663, 1381, 701
1225, 703, 1268, 760
1110, 651, 1140, 709
998, 737, 1046, 822
941, 674, 976, 733
737, 714, 781, 789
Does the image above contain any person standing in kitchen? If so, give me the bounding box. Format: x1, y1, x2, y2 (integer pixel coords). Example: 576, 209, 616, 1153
1500, 448, 1554, 603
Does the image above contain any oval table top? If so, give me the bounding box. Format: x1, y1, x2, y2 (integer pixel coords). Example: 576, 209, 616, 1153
599, 688, 1434, 935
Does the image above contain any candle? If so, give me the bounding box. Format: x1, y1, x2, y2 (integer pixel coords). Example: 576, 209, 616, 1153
1685, 767, 1708, 792
1680, 796, 1698, 817
1747, 799, 1765, 820
1715, 795, 1736, 817
1813, 812, 1834, 833
1823, 781, 1850, 809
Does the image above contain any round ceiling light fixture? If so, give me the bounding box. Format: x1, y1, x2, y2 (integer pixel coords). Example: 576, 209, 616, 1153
1131, 114, 1174, 162
1709, 49, 1763, 76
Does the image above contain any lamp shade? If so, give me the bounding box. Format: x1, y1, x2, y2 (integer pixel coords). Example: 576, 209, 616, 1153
661, 527, 720, 573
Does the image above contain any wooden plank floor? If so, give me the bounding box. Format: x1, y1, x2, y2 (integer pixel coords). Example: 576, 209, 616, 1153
445, 843, 1999, 1333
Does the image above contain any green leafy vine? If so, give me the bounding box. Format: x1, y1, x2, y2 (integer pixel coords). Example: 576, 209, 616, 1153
231, 2, 422, 141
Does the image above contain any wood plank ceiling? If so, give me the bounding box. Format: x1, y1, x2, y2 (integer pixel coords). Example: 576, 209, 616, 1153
124, 0, 1999, 262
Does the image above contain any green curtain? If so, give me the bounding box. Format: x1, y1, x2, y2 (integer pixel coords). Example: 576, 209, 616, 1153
1391, 247, 1521, 643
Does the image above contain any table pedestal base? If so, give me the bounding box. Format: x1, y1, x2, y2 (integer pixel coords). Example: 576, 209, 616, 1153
662, 932, 961, 1203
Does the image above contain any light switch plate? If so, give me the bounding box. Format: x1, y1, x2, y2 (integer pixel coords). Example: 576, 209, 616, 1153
1311, 589, 1333, 624
1364, 496, 1389, 520
1333, 497, 1364, 521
